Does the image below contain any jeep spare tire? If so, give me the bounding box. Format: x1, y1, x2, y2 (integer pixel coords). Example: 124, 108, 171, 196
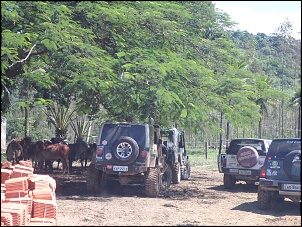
112, 136, 139, 165
283, 150, 301, 181
236, 146, 259, 168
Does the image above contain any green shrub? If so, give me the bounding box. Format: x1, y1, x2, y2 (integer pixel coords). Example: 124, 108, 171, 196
1, 148, 7, 163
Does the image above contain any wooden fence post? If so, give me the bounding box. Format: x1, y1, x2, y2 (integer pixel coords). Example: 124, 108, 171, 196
205, 142, 208, 159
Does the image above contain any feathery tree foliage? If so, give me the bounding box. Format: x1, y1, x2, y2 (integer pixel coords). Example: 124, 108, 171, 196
1, 1, 300, 143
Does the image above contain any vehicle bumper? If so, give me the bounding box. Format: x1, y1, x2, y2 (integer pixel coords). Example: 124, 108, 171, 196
95, 164, 148, 174
221, 168, 260, 180
258, 178, 301, 196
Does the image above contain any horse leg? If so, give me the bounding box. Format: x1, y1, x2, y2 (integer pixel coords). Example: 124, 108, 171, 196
69, 158, 73, 173
84, 157, 88, 169
80, 157, 84, 169
63, 159, 69, 175
56, 159, 61, 169
48, 161, 54, 173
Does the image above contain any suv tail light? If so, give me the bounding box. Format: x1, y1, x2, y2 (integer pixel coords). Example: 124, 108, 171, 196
141, 150, 148, 158
222, 158, 227, 168
96, 147, 104, 157
260, 165, 266, 178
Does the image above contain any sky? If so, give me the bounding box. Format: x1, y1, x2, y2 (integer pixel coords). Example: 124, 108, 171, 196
213, 1, 301, 40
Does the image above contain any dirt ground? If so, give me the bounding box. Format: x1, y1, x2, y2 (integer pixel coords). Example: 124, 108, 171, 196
48, 163, 301, 226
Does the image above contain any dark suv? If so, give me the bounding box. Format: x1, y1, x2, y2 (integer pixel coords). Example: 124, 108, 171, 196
86, 122, 172, 197
257, 138, 301, 210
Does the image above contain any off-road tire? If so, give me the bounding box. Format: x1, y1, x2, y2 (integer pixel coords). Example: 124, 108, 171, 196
223, 174, 235, 189
181, 162, 191, 180
161, 164, 172, 190
171, 163, 181, 184
112, 136, 139, 165
145, 167, 161, 197
283, 150, 301, 181
257, 189, 272, 210
86, 164, 101, 193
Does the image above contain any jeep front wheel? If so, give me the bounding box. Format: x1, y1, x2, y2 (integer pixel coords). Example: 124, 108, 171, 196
181, 162, 191, 180
86, 164, 101, 193
223, 174, 235, 189
171, 163, 181, 184
257, 189, 272, 210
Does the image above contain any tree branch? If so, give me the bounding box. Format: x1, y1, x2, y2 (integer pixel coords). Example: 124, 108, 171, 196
9, 44, 37, 68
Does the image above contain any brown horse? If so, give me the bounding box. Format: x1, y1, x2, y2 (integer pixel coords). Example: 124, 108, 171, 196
18, 136, 32, 160
36, 143, 70, 174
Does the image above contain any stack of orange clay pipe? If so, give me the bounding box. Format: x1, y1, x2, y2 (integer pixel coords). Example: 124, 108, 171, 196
1, 160, 58, 226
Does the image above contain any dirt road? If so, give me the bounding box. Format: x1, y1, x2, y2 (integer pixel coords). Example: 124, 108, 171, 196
51, 164, 301, 226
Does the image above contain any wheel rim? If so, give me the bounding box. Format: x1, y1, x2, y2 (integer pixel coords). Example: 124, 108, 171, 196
116, 142, 133, 159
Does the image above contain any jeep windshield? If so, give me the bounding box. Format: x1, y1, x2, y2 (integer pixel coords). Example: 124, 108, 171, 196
99, 123, 148, 149
267, 139, 301, 158
226, 139, 270, 156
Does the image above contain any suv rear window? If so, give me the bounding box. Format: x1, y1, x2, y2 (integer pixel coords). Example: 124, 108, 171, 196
226, 139, 270, 156
99, 123, 147, 149
267, 139, 301, 158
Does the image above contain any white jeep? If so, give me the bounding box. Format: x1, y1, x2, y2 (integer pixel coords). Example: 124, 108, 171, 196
217, 138, 272, 189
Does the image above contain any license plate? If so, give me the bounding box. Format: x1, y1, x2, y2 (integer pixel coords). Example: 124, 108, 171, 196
282, 184, 301, 191
239, 170, 251, 175
229, 169, 238, 173
113, 166, 128, 171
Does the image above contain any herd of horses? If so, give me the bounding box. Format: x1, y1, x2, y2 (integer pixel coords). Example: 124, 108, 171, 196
5, 136, 96, 174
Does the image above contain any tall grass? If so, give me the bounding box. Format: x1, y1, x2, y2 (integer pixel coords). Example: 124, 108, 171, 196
186, 148, 220, 170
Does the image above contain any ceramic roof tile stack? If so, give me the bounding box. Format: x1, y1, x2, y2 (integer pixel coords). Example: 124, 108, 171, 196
1, 161, 13, 169
10, 164, 34, 179
2, 203, 28, 226
5, 177, 29, 199
29, 175, 56, 191
32, 199, 58, 223
1, 212, 13, 226
1, 183, 6, 204
28, 174, 58, 226
5, 197, 33, 224
1, 160, 58, 226
18, 160, 33, 168
1, 168, 12, 184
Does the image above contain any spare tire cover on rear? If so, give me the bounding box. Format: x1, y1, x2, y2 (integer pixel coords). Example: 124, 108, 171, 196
236, 146, 259, 168
283, 150, 301, 181
112, 136, 139, 165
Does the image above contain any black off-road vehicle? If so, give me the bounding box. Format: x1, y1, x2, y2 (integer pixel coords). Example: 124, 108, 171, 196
86, 122, 172, 197
257, 138, 301, 210
160, 127, 190, 183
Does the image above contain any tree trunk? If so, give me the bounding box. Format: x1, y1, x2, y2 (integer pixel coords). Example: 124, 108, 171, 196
24, 107, 29, 136
298, 107, 301, 138
226, 121, 230, 147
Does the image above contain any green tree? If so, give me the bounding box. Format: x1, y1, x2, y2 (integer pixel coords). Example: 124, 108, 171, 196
45, 103, 75, 139
289, 88, 301, 137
